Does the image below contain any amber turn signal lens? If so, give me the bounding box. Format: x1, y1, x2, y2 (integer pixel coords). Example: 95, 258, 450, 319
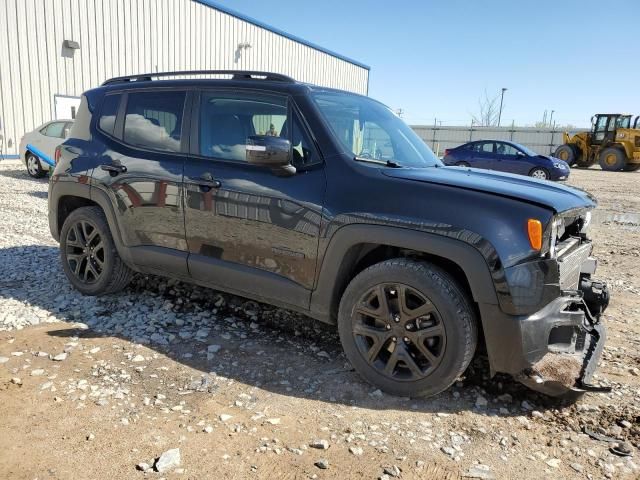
527, 219, 543, 250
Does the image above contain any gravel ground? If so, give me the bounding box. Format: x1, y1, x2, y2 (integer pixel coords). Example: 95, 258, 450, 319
0, 160, 639, 479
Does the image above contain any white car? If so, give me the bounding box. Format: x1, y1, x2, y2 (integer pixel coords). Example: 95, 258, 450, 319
19, 120, 73, 178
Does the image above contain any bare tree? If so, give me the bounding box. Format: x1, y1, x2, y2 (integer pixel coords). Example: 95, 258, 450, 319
472, 90, 502, 127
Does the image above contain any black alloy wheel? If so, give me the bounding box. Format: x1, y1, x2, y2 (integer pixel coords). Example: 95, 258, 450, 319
352, 283, 446, 381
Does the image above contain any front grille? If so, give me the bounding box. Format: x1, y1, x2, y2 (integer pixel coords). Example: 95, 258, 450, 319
558, 242, 591, 290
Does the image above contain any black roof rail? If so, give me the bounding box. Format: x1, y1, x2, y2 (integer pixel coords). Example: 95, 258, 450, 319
101, 70, 296, 86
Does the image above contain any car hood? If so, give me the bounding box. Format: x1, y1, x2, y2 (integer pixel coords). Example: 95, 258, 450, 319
382, 166, 596, 213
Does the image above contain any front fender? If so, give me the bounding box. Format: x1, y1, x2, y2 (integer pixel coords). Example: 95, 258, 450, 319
309, 224, 500, 323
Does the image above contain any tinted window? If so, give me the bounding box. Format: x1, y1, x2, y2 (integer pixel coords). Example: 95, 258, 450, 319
123, 91, 185, 152
43, 122, 66, 138
98, 94, 121, 136
199, 92, 287, 162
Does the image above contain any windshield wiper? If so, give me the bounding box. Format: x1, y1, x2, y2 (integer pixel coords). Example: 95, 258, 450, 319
354, 156, 402, 168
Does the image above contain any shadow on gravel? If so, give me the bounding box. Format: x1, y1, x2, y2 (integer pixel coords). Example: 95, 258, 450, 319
27, 191, 48, 199
0, 244, 568, 414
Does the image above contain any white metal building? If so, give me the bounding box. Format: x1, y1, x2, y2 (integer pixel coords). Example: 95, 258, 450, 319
0, 0, 370, 158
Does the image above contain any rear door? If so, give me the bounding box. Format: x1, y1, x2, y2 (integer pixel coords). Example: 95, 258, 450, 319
90, 89, 190, 275
470, 141, 496, 169
183, 88, 326, 309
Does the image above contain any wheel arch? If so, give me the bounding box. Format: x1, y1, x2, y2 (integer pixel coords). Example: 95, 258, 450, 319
50, 183, 135, 267
310, 224, 499, 325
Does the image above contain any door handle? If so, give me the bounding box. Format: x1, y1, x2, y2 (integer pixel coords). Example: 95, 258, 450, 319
187, 172, 221, 189
100, 163, 127, 174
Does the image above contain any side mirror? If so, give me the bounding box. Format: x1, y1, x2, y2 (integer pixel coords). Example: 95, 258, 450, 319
246, 135, 295, 175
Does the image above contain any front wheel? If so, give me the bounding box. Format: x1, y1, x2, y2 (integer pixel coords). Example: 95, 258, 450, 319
623, 163, 640, 172
26, 152, 47, 178
554, 144, 577, 166
60, 206, 133, 295
338, 259, 477, 398
529, 167, 549, 180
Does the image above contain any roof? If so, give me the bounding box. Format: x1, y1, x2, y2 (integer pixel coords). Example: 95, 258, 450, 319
193, 0, 370, 71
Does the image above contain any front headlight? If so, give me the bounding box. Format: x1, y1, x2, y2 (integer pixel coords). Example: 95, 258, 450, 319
580, 211, 592, 235
548, 216, 565, 258
553, 162, 564, 169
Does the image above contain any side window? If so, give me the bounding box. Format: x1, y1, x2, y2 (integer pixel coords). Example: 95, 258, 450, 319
199, 92, 287, 162
123, 91, 186, 152
290, 112, 319, 168
98, 94, 121, 136
473, 142, 494, 153
496, 143, 518, 156
43, 122, 65, 138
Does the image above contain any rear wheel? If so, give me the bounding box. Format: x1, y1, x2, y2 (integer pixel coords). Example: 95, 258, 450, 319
26, 152, 46, 178
60, 206, 133, 295
623, 163, 640, 172
599, 147, 627, 171
554, 144, 577, 166
338, 259, 477, 398
529, 167, 549, 180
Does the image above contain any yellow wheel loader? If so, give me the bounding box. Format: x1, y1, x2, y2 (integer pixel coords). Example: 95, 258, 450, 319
554, 114, 640, 171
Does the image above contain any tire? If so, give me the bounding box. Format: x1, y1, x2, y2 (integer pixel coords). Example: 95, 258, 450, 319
338, 258, 477, 398
25, 152, 47, 178
554, 144, 577, 166
59, 206, 133, 296
599, 147, 627, 171
623, 163, 640, 172
529, 167, 549, 180
455, 161, 470, 167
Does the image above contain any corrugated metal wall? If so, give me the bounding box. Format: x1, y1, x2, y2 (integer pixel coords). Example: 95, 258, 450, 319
0, 0, 369, 157
411, 125, 590, 156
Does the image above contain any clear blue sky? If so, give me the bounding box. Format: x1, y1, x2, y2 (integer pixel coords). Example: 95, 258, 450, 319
215, 0, 640, 127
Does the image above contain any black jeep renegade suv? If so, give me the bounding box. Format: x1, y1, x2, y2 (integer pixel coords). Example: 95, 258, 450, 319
48, 71, 609, 398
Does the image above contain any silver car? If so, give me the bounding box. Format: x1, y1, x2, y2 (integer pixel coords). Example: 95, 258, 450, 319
19, 120, 73, 178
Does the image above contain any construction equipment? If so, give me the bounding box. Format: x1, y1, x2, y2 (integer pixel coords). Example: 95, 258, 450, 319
554, 114, 640, 171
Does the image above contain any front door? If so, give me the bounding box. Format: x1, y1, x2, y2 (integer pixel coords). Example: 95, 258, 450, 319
184, 89, 326, 309
91, 89, 189, 275
592, 115, 616, 145
495, 142, 529, 175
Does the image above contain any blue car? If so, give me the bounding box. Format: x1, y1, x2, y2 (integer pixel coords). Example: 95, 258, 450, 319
443, 140, 570, 181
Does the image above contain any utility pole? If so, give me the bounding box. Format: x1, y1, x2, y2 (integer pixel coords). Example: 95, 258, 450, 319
549, 110, 555, 128
498, 87, 507, 126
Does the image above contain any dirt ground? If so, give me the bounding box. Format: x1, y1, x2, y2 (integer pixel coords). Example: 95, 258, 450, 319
0, 163, 639, 480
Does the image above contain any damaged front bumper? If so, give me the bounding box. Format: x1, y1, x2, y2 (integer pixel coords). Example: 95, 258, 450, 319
516, 278, 609, 397
479, 276, 610, 398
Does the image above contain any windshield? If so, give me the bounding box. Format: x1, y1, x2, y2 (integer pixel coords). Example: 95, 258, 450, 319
312, 91, 441, 168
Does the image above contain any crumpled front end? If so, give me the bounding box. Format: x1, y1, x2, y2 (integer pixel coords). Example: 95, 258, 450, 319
516, 277, 609, 397
479, 210, 611, 398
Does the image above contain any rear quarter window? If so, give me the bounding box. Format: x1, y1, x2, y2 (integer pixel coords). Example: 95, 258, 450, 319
97, 94, 121, 136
